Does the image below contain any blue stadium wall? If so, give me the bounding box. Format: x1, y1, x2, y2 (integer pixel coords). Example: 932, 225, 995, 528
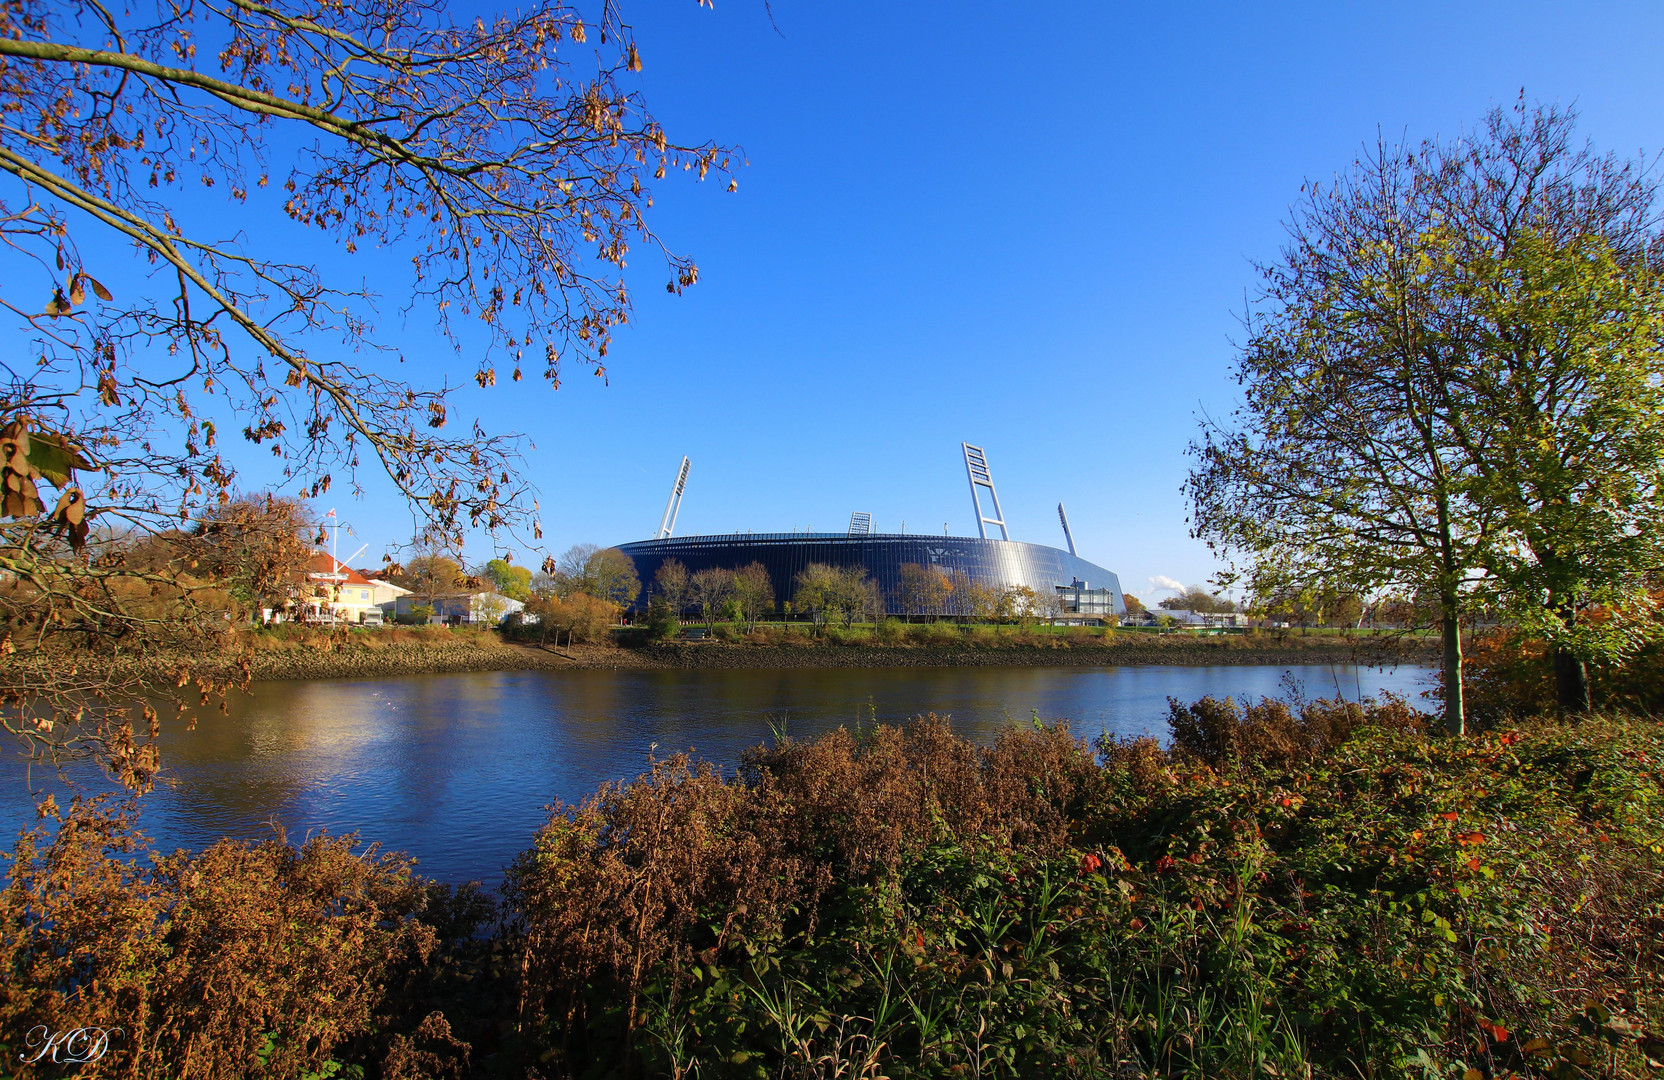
614, 533, 1125, 616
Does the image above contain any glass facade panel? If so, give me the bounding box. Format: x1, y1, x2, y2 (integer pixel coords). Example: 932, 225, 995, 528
615, 534, 1125, 617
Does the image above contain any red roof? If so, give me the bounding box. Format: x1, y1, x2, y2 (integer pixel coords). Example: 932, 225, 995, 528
305, 553, 373, 585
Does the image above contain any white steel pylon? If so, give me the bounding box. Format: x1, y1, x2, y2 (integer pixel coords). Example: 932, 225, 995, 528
1057, 502, 1077, 556
848, 511, 872, 536
961, 443, 1009, 541
656, 456, 691, 539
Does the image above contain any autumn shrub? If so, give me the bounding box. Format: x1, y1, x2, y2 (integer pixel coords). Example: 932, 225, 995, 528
528, 592, 617, 644
1165, 692, 1429, 768
1453, 626, 1664, 723
500, 716, 1108, 1074
499, 708, 1664, 1080
0, 797, 452, 1079
503, 754, 824, 1076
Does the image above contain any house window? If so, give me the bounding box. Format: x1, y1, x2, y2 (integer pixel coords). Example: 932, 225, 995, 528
361, 590, 369, 600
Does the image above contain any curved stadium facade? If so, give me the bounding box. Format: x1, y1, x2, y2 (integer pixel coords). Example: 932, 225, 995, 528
616, 533, 1126, 619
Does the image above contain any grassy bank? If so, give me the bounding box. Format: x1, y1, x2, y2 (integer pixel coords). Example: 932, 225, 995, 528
113, 624, 1436, 683
4, 704, 1660, 1078
633, 629, 1432, 670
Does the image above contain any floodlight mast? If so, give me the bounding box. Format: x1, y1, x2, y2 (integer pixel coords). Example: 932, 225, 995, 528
961, 443, 1010, 541
1057, 502, 1077, 557
656, 457, 691, 539
848, 512, 872, 536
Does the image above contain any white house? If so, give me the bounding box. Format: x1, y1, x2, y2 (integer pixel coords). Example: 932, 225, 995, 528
393, 591, 524, 625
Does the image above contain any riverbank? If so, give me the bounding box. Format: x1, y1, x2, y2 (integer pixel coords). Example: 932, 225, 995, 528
201, 628, 1437, 682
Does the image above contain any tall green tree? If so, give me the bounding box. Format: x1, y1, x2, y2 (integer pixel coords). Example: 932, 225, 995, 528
1186, 101, 1660, 733
792, 563, 875, 629
550, 544, 639, 606
1452, 231, 1664, 710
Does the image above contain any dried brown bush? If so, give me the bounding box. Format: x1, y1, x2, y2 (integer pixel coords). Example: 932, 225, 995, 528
1165, 693, 1429, 768
0, 797, 449, 1079
505, 754, 820, 1072
505, 715, 1105, 1071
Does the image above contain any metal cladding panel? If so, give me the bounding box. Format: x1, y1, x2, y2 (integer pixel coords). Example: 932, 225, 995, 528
614, 534, 1124, 616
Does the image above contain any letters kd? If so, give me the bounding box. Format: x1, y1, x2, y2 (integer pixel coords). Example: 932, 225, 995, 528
19, 1025, 122, 1065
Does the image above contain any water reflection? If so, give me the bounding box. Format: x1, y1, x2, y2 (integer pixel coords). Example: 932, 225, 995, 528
2, 663, 1430, 884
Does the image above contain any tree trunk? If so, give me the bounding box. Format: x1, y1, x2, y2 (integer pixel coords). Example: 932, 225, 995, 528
1441, 597, 1465, 736
1553, 646, 1591, 714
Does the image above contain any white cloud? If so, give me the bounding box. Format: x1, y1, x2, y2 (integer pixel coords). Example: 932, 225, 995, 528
1148, 575, 1186, 596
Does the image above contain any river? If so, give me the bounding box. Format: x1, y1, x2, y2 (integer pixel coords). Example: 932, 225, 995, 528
2, 663, 1431, 884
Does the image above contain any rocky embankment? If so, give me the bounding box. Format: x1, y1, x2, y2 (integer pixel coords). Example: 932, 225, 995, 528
630, 635, 1435, 670
161, 631, 1437, 682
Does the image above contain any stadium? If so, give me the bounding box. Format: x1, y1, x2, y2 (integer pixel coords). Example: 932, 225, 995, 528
616, 445, 1126, 621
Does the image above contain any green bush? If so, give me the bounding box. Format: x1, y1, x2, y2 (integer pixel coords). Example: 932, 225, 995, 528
904, 621, 962, 646
641, 597, 678, 641
871, 618, 905, 644
822, 625, 871, 646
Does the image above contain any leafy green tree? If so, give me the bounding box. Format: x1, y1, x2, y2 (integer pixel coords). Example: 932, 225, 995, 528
482, 558, 533, 602
1451, 231, 1664, 710
791, 563, 875, 630
1158, 587, 1234, 614
1186, 101, 1659, 732
587, 548, 642, 609
643, 596, 679, 640
552, 544, 640, 607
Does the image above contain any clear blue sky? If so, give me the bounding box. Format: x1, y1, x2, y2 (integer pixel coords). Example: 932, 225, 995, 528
160, 2, 1664, 601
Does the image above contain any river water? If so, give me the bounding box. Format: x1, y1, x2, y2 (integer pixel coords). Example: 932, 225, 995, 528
1, 663, 1431, 884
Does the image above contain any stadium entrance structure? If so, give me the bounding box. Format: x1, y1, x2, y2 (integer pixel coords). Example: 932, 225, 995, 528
615, 445, 1126, 621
